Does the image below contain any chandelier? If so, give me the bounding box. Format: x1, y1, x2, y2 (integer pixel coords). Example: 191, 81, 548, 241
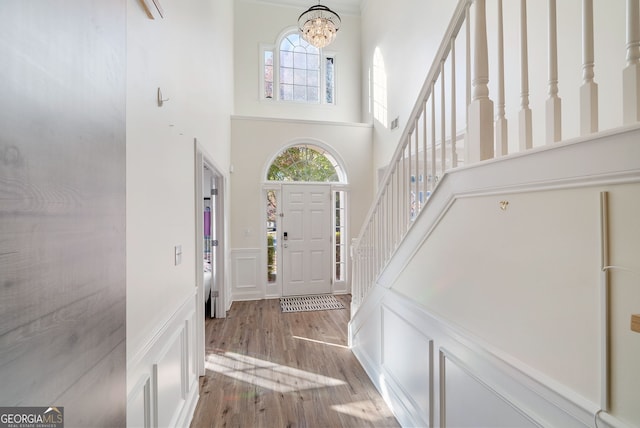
298, 3, 341, 49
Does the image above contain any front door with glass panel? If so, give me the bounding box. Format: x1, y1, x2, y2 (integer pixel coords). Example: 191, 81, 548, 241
281, 184, 332, 296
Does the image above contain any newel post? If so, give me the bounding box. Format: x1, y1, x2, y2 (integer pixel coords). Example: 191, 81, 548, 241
623, 0, 640, 124
468, 0, 494, 163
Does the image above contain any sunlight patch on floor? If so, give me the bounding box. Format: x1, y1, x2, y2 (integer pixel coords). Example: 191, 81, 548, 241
331, 400, 395, 422
292, 335, 349, 349
205, 351, 346, 393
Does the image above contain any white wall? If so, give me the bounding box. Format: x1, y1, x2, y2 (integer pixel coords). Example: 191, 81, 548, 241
360, 0, 459, 180
126, 0, 233, 425
230, 116, 372, 298
350, 128, 640, 427
233, 1, 362, 123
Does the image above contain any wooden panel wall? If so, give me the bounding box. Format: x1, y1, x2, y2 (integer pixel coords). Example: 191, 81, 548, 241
0, 1, 126, 426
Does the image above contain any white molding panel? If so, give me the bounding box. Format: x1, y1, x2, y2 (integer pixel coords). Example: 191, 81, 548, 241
127, 293, 199, 428
231, 249, 264, 300
381, 305, 433, 428
350, 287, 634, 428
439, 348, 540, 428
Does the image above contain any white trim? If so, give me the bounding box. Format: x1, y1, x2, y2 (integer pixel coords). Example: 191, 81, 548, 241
126, 291, 198, 428
230, 248, 263, 300
350, 286, 635, 428
231, 114, 373, 128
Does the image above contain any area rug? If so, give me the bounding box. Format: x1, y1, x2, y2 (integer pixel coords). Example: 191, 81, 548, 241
280, 295, 345, 313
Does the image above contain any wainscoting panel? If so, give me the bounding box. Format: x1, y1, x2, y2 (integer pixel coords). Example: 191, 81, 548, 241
440, 349, 539, 428
155, 330, 185, 428
127, 293, 199, 428
128, 376, 150, 428
231, 249, 263, 300
381, 306, 433, 428
349, 286, 627, 428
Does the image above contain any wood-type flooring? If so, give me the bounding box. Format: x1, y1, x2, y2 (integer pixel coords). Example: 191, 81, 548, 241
190, 295, 400, 428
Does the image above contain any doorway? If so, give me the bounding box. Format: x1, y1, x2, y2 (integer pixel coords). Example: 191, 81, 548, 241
281, 184, 332, 296
195, 141, 226, 376
264, 142, 349, 297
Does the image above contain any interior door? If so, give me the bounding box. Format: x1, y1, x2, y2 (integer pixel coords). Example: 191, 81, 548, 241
282, 184, 332, 296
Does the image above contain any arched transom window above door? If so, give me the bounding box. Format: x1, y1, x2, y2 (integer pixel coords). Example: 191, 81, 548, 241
266, 144, 345, 183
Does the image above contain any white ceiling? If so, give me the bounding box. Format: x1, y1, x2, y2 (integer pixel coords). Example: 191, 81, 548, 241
252, 0, 364, 16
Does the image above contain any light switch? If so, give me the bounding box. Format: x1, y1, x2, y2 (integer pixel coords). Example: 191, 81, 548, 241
175, 245, 182, 266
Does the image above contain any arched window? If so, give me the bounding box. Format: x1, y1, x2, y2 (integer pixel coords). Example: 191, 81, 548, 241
279, 33, 320, 102
267, 144, 344, 182
262, 29, 336, 104
373, 47, 388, 127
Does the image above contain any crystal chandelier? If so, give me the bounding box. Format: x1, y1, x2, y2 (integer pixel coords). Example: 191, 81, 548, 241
298, 3, 341, 49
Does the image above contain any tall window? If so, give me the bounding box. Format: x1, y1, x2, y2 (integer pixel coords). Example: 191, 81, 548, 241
262, 30, 336, 104
373, 47, 388, 127
280, 33, 319, 102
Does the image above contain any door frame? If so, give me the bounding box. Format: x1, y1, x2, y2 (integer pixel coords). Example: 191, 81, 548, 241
262, 182, 350, 298
195, 140, 227, 377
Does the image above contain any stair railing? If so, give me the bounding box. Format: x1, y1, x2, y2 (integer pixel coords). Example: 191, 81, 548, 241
351, 0, 640, 313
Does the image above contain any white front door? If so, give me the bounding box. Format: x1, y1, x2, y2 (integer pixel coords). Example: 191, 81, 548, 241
281, 184, 332, 296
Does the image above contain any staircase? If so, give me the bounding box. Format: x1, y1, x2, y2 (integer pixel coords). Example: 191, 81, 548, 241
349, 1, 640, 427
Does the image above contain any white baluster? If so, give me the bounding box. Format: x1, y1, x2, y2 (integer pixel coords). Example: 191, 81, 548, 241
451, 38, 458, 167
441, 62, 447, 175
466, 4, 472, 119
414, 117, 420, 212
496, 0, 508, 156
431, 83, 437, 189
580, 0, 599, 135
468, 0, 494, 162
624, 0, 640, 124
422, 104, 428, 202
519, 0, 533, 151
546, 0, 562, 143
403, 144, 408, 231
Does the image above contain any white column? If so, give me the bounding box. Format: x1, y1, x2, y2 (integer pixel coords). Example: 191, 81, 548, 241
581, 0, 599, 135
624, 0, 640, 124
495, 0, 508, 156
519, 0, 533, 151
546, 0, 562, 143
468, 0, 494, 163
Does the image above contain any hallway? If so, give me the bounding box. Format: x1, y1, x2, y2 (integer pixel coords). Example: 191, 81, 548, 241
190, 295, 399, 427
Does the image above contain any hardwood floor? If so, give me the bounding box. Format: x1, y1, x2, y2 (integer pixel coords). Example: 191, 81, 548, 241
190, 295, 399, 428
